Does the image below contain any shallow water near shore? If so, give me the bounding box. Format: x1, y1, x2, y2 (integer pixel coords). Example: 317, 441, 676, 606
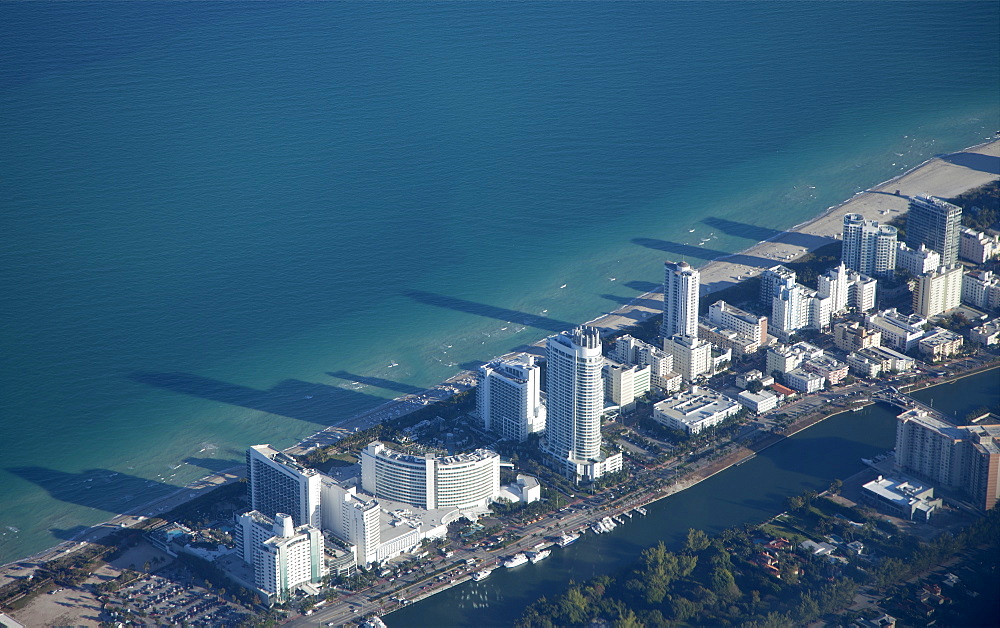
1, 2, 998, 563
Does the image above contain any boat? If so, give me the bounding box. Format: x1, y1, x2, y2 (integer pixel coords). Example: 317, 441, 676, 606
504, 553, 529, 568
472, 568, 494, 581
529, 549, 551, 564
601, 516, 617, 531
637, 507, 647, 516
557, 533, 580, 547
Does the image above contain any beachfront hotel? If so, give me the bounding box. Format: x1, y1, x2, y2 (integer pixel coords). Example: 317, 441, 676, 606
234, 511, 326, 603
476, 354, 546, 442
841, 213, 897, 278
360, 442, 500, 510
906, 195, 962, 266
661, 261, 700, 338
544, 326, 622, 481
246, 444, 323, 529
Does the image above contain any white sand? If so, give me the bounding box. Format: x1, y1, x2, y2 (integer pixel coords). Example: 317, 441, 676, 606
590, 139, 1000, 331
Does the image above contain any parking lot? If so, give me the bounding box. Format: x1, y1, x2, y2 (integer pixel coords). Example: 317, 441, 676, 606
103, 567, 249, 626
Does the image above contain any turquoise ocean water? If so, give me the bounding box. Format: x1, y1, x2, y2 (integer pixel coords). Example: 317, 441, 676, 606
1, 2, 997, 564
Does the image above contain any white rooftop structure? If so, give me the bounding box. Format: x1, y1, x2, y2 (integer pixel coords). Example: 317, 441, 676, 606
652, 386, 741, 435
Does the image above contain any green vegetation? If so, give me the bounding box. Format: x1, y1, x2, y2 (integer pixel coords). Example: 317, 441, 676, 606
515, 495, 1000, 627
950, 180, 1000, 232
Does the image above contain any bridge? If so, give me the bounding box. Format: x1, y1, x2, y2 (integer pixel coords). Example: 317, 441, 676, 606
871, 390, 951, 422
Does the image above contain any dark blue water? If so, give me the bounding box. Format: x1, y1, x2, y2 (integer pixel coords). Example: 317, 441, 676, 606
390, 368, 999, 627
1, 2, 997, 563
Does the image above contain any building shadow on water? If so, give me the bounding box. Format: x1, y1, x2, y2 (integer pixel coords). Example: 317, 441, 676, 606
182, 457, 241, 474
6, 466, 178, 514
326, 371, 426, 396
701, 217, 836, 251
939, 151, 1000, 175
128, 371, 386, 425
632, 237, 772, 267
755, 434, 886, 475
403, 290, 574, 333
624, 280, 661, 293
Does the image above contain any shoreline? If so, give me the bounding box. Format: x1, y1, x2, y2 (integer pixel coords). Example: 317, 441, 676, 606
3, 137, 998, 575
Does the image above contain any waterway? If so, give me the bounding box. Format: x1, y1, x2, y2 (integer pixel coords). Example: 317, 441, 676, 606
387, 368, 999, 627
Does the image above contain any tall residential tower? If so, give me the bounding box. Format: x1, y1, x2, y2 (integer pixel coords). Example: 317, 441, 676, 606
906, 195, 962, 265
661, 261, 700, 339
544, 326, 621, 481
841, 213, 897, 277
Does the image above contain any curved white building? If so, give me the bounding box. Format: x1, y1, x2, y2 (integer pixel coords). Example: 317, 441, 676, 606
360, 442, 500, 510
842, 213, 897, 278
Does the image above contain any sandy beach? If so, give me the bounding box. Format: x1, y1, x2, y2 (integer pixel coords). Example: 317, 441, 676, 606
587, 139, 1000, 333
2, 139, 998, 620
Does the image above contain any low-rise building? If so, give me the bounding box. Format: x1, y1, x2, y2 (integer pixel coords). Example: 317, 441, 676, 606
603, 362, 652, 411
803, 354, 849, 386
611, 335, 680, 391
663, 334, 713, 382
918, 328, 963, 361
737, 389, 779, 414
962, 269, 1000, 311
970, 319, 1000, 346
846, 351, 881, 377
736, 370, 774, 389
652, 387, 742, 435
866, 309, 927, 352
959, 227, 1000, 264
860, 475, 942, 521
699, 323, 762, 358
896, 242, 940, 277
784, 368, 825, 393
765, 341, 824, 377
834, 321, 882, 353
707, 300, 768, 344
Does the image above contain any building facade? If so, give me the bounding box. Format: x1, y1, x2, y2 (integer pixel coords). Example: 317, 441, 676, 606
833, 321, 882, 353
707, 300, 767, 344
962, 270, 1000, 311
652, 387, 741, 435
477, 354, 546, 442
866, 309, 927, 352
235, 511, 326, 603
841, 213, 898, 277
959, 227, 999, 264
896, 242, 941, 277
545, 326, 621, 480
661, 261, 700, 339
906, 195, 962, 266
360, 442, 500, 510
895, 409, 1000, 511
912, 264, 963, 318
246, 445, 323, 529
663, 333, 713, 382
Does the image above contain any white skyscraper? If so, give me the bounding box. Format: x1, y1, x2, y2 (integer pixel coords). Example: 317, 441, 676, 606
544, 327, 622, 481
842, 213, 897, 277
477, 354, 546, 442
661, 261, 700, 339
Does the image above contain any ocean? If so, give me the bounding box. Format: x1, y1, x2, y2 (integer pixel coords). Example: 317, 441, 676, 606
1, 1, 997, 564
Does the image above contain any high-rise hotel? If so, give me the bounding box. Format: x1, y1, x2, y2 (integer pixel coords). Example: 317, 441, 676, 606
544, 326, 622, 481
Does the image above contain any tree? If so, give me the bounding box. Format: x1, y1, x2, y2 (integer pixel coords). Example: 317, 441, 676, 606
684, 528, 711, 553
746, 380, 764, 393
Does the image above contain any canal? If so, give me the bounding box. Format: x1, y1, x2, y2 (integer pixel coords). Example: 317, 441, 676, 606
387, 368, 998, 627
